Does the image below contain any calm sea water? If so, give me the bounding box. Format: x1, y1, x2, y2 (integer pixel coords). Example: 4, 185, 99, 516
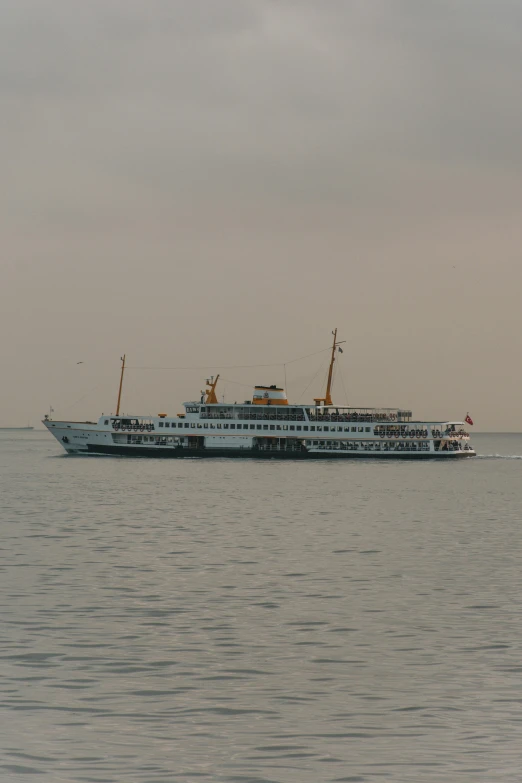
1, 431, 521, 783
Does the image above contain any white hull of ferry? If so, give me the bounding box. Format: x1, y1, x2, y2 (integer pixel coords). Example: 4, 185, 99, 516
44, 416, 475, 459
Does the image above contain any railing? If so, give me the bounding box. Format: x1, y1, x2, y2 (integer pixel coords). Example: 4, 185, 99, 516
310, 414, 399, 423
310, 442, 430, 452
437, 443, 471, 452
199, 412, 306, 422
255, 444, 305, 452
198, 411, 408, 423
432, 430, 470, 439
199, 413, 234, 420
253, 441, 431, 453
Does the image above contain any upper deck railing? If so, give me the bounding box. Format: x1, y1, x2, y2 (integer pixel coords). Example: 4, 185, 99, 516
197, 405, 412, 424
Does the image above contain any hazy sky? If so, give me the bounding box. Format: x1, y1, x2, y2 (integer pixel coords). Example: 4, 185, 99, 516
2, 0, 521, 430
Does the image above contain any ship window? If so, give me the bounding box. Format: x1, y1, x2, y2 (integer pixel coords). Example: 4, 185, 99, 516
303, 426, 308, 431
270, 425, 275, 430
276, 425, 281, 430
159, 422, 164, 428
358, 427, 363, 432
317, 427, 322, 432
351, 427, 356, 432
365, 427, 370, 432
313, 440, 318, 445
224, 424, 229, 429
289, 426, 295, 431
104, 420, 108, 425
165, 422, 169, 428
310, 427, 315, 432
324, 426, 329, 432
263, 425, 268, 430
230, 424, 235, 429
185, 423, 189, 428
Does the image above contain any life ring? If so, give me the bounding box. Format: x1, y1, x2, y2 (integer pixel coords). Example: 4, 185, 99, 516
409, 431, 414, 438
380, 432, 385, 438
114, 424, 119, 431
140, 425, 145, 432
120, 425, 126, 431
133, 425, 138, 432
394, 432, 399, 438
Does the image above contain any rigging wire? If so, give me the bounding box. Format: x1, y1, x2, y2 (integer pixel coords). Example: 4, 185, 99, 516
56, 344, 336, 411
218, 377, 255, 389
126, 362, 281, 371
298, 358, 328, 403
284, 346, 332, 366
125, 346, 332, 373
338, 358, 349, 407
60, 382, 105, 412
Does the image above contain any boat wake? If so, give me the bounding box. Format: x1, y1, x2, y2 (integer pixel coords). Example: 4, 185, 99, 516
476, 454, 522, 460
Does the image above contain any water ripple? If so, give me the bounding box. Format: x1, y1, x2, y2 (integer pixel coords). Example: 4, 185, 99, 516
0, 432, 521, 781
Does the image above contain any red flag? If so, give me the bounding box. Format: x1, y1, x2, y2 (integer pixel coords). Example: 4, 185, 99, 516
465, 414, 473, 426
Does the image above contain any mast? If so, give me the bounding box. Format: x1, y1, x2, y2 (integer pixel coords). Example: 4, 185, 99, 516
204, 374, 220, 404
116, 355, 126, 416
314, 329, 346, 406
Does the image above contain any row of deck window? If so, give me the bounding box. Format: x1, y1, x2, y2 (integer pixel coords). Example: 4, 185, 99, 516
158, 421, 373, 433
120, 434, 432, 451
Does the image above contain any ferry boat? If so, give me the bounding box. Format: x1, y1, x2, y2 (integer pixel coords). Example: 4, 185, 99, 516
43, 332, 475, 459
